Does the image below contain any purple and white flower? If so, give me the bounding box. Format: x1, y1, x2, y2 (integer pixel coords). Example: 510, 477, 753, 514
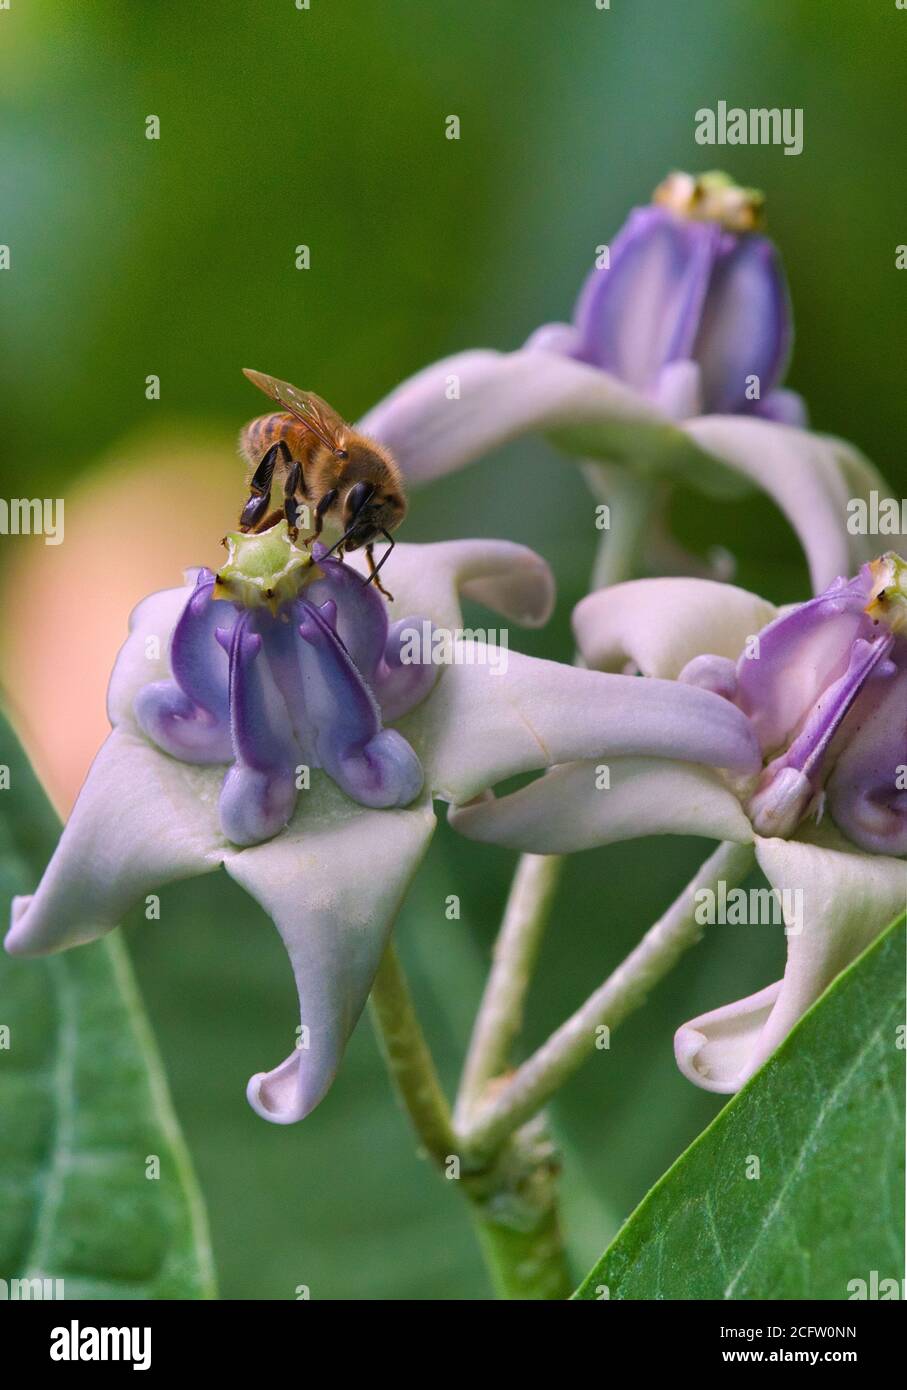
451, 553, 907, 1094
131, 530, 434, 847
6, 529, 766, 1123
361, 172, 885, 592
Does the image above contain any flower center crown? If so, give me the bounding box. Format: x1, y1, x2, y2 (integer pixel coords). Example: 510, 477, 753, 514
653, 170, 766, 233
213, 523, 323, 614
865, 552, 907, 637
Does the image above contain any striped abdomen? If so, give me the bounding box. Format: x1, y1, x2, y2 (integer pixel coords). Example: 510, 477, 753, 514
239, 413, 311, 470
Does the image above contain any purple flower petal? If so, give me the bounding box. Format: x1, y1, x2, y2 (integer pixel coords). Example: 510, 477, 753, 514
134, 679, 234, 764
755, 387, 809, 429
691, 234, 792, 415
749, 632, 896, 839
133, 570, 235, 763
170, 568, 233, 720
218, 615, 300, 846
572, 207, 722, 388
826, 646, 907, 855
296, 600, 423, 808
735, 573, 873, 752
307, 548, 389, 679
375, 617, 440, 723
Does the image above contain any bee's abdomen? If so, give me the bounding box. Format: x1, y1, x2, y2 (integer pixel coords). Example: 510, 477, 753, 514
240, 413, 305, 467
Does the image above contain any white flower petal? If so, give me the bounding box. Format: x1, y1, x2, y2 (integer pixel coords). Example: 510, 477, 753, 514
573, 577, 776, 677
344, 537, 555, 631
755, 829, 907, 1050
674, 983, 782, 1093
675, 827, 906, 1094
361, 350, 877, 590
831, 436, 896, 570
225, 777, 435, 1124
685, 416, 873, 592
359, 348, 729, 489
448, 755, 754, 852
5, 728, 226, 957
404, 650, 761, 805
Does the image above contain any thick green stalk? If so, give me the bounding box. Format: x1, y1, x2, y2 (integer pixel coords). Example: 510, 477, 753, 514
369, 942, 458, 1165
369, 941, 572, 1298
463, 1117, 572, 1300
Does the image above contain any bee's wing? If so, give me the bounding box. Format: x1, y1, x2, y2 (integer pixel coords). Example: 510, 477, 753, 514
243, 369, 347, 451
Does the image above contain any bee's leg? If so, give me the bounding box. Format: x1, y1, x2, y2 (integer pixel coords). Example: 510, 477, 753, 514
299, 488, 338, 548
283, 461, 304, 540
240, 493, 274, 531
251, 508, 286, 533
363, 535, 395, 602
239, 440, 291, 531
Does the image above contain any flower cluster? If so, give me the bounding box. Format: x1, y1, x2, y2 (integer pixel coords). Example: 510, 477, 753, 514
5, 529, 780, 1120
362, 171, 882, 594
453, 556, 907, 1092
5, 172, 905, 1128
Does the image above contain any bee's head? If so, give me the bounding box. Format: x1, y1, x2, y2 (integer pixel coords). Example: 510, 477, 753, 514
341, 479, 405, 551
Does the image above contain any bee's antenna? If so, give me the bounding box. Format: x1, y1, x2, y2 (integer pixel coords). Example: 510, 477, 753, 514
322, 520, 360, 558
362, 531, 395, 587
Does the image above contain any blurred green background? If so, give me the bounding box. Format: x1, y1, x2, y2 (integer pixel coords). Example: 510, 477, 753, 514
1, 1, 905, 1298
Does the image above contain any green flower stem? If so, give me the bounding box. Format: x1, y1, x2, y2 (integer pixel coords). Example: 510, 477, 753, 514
581, 465, 659, 590
454, 473, 652, 1127
369, 941, 458, 1165
369, 941, 572, 1298
455, 853, 564, 1128
462, 1116, 572, 1301
456, 840, 757, 1163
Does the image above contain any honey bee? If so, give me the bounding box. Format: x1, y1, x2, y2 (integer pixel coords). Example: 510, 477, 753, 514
237, 368, 407, 599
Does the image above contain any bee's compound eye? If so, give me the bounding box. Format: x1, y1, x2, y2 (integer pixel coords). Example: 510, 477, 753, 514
346, 481, 374, 519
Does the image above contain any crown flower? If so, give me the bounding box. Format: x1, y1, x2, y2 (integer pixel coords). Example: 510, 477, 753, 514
134, 527, 431, 847
451, 556, 907, 1095
360, 173, 887, 594
7, 534, 771, 1124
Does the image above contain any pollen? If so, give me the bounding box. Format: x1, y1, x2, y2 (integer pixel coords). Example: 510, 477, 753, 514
865, 552, 907, 637
653, 170, 766, 234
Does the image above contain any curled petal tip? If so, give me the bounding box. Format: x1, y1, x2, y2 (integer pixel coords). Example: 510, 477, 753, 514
673, 981, 782, 1094
459, 549, 555, 629
246, 1054, 332, 1126
5, 896, 36, 957
673, 1025, 739, 1095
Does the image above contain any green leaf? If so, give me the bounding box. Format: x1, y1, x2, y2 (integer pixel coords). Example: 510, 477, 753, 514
0, 710, 215, 1299
573, 913, 906, 1301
